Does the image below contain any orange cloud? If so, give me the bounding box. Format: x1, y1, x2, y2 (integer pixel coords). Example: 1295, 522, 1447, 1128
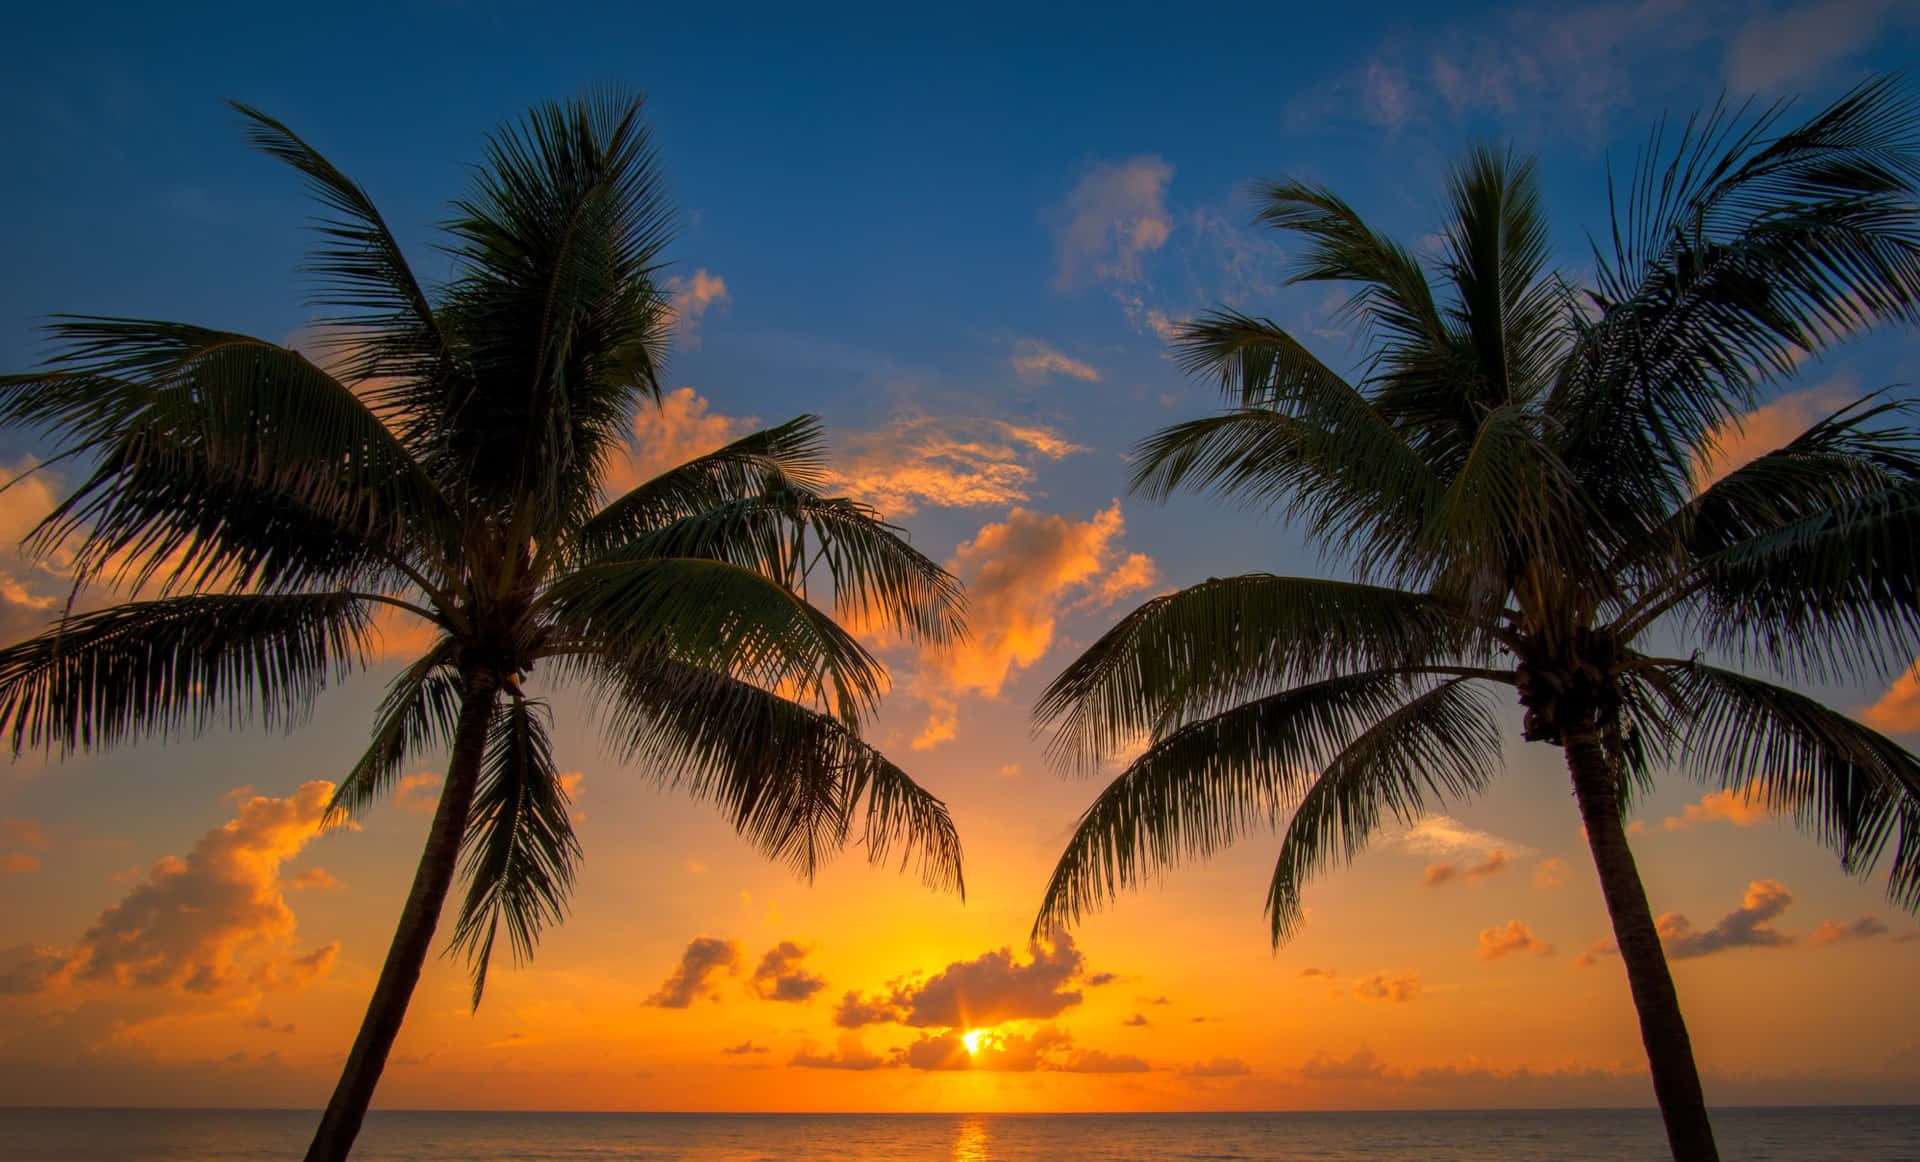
45, 782, 342, 996
1424, 849, 1511, 887
1532, 857, 1570, 887
1863, 660, 1920, 734
602, 387, 759, 496
1301, 1046, 1389, 1081
1808, 916, 1889, 946
1662, 782, 1772, 831
663, 268, 730, 347
392, 773, 442, 816
1011, 340, 1101, 382
1353, 972, 1421, 1003
0, 852, 39, 873
367, 603, 442, 664
1477, 919, 1554, 960
910, 503, 1156, 748
1690, 380, 1855, 492
3, 818, 49, 851
288, 867, 343, 891
1180, 1057, 1252, 1078
828, 417, 1084, 517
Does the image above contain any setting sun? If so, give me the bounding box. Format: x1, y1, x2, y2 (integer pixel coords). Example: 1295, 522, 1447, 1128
961, 1030, 984, 1055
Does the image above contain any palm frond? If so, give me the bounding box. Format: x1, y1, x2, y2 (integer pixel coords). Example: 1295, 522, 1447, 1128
1034, 574, 1498, 773
328, 641, 462, 822
0, 594, 372, 755
576, 415, 829, 553
1656, 660, 1920, 909
572, 647, 962, 891
1034, 670, 1457, 938
449, 696, 581, 1008
599, 486, 966, 648
438, 87, 677, 532
540, 556, 887, 726
2, 319, 451, 593
229, 102, 461, 400
1264, 677, 1504, 943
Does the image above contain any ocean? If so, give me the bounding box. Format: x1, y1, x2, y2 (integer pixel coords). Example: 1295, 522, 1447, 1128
3, 1107, 1916, 1161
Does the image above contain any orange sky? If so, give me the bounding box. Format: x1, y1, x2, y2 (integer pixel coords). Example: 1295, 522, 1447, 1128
2, 379, 1918, 1114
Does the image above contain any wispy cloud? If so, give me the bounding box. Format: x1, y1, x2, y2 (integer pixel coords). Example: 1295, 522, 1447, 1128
1808, 916, 1889, 946
1010, 339, 1101, 383
1386, 816, 1534, 862
828, 417, 1084, 517
603, 387, 758, 495
664, 268, 731, 347
1423, 849, 1511, 887
1726, 0, 1904, 92
1353, 971, 1421, 1003
1050, 157, 1175, 291
1662, 782, 1772, 832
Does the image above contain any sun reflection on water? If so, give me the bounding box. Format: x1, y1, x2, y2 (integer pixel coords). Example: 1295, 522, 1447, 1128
952, 1115, 989, 1162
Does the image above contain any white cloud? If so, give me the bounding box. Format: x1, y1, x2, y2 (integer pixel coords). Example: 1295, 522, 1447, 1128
1051, 157, 1175, 291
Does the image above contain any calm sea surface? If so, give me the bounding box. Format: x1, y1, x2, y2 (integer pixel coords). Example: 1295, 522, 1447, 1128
3, 1107, 1916, 1161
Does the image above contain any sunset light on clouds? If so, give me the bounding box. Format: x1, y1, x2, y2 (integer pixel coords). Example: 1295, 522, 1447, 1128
2, 1, 1919, 1148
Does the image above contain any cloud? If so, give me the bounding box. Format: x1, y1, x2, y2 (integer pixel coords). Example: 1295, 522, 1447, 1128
1387, 817, 1532, 862
828, 417, 1083, 517
664, 269, 731, 347
1301, 1046, 1389, 1082
1662, 879, 1797, 960
1726, 0, 1901, 92
1011, 340, 1101, 383
1478, 920, 1555, 960
750, 941, 827, 1003
287, 867, 342, 891
1180, 1057, 1253, 1078
1050, 156, 1175, 291
1532, 857, 1570, 887
604, 387, 757, 495
1057, 1047, 1152, 1074
0, 852, 38, 873
0, 944, 75, 995
721, 1040, 770, 1056
1663, 783, 1772, 832
1863, 660, 1920, 734
1298, 967, 1337, 979
41, 783, 342, 997
1423, 849, 1511, 887
1353, 972, 1421, 1003
2, 814, 48, 852
643, 936, 742, 1008
833, 933, 1089, 1029
1808, 916, 1889, 947
392, 773, 441, 816
1297, 0, 1720, 137
1691, 380, 1856, 492
910, 503, 1156, 748
1121, 1013, 1150, 1027
789, 1033, 887, 1071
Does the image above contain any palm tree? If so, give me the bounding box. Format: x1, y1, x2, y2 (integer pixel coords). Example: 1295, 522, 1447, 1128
0, 92, 966, 1162
1031, 79, 1920, 1162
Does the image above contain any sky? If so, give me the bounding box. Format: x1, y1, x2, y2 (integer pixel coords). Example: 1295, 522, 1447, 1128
3, 0, 1920, 1115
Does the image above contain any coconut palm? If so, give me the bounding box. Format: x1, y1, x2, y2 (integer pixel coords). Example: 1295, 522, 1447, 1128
0, 92, 966, 1162
1031, 79, 1920, 1162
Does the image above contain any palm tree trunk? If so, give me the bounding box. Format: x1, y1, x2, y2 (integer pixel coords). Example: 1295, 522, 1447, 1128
304, 671, 500, 1162
1563, 723, 1719, 1162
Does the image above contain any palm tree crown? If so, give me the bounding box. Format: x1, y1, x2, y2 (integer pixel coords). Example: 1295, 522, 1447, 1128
0, 91, 965, 1161
1032, 78, 1920, 1162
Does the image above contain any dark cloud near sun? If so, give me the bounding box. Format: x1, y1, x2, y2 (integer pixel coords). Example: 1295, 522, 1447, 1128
789, 1033, 886, 1071
644, 937, 741, 1008
833, 932, 1094, 1029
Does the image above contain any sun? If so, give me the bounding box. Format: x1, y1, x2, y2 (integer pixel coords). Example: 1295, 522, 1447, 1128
962, 1029, 984, 1054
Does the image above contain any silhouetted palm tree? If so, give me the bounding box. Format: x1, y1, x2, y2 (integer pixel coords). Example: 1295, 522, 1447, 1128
1033, 79, 1920, 1162
0, 92, 965, 1162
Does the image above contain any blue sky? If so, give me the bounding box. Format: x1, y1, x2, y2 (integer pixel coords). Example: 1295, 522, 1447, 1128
4, 0, 1920, 1111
